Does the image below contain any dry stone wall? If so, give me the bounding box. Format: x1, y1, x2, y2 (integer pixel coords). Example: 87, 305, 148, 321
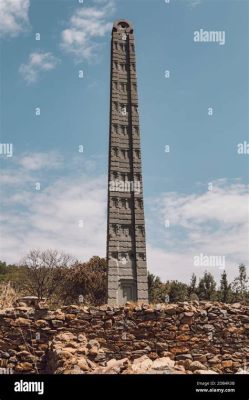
0, 301, 248, 374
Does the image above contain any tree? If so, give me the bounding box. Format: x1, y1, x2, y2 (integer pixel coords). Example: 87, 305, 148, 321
197, 271, 217, 301
0, 261, 7, 282
4, 265, 27, 292
168, 281, 189, 302
232, 264, 249, 303
60, 256, 107, 305
219, 270, 232, 303
20, 249, 76, 300
189, 273, 197, 295
148, 272, 168, 303
0, 261, 7, 275
0, 262, 23, 285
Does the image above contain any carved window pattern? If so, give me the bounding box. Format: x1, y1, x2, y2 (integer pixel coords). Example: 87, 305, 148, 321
133, 126, 139, 136
136, 225, 145, 237
121, 198, 130, 209
112, 198, 119, 208
120, 105, 127, 116
135, 199, 143, 209
113, 102, 118, 112
123, 226, 130, 237
132, 105, 138, 114
109, 225, 115, 238
120, 125, 127, 135
112, 124, 118, 134
134, 149, 140, 159
112, 171, 118, 181
132, 83, 137, 92
114, 224, 120, 235
121, 199, 126, 209
120, 43, 126, 51
121, 149, 129, 159
120, 82, 127, 93
119, 253, 128, 266
120, 172, 130, 182
110, 252, 118, 260
112, 147, 119, 157
119, 63, 127, 72
138, 253, 146, 261
135, 173, 141, 181
113, 81, 118, 90
120, 173, 125, 182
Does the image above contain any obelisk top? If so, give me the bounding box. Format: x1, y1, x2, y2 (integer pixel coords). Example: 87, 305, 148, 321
113, 19, 133, 33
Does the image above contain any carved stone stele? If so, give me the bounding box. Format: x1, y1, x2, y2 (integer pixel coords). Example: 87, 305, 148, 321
107, 20, 148, 305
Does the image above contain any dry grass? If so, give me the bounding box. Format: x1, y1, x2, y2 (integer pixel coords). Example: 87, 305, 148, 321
0, 282, 18, 309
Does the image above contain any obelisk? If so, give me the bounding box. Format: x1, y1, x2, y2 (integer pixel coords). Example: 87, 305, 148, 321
107, 20, 148, 305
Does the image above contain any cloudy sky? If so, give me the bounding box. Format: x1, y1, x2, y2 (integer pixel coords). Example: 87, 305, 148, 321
0, 0, 248, 284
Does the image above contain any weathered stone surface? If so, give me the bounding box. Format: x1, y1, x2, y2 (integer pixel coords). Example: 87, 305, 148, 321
180, 312, 194, 325
35, 320, 48, 328
176, 335, 191, 341
13, 317, 32, 327
14, 362, 34, 372
208, 356, 221, 364
192, 354, 207, 363
222, 360, 233, 368
131, 356, 153, 372
175, 354, 193, 361
77, 358, 90, 371
107, 20, 148, 305
152, 357, 175, 370
55, 332, 76, 342
77, 334, 87, 343
189, 361, 207, 371
51, 319, 64, 328
106, 358, 130, 373
170, 347, 189, 354
0, 302, 248, 374
165, 306, 178, 315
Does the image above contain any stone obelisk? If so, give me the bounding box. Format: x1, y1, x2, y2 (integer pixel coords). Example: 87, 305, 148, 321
107, 20, 148, 305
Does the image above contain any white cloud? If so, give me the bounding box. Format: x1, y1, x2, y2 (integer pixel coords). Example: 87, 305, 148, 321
0, 169, 33, 187
0, 152, 106, 263
60, 0, 115, 62
18, 152, 62, 171
0, 0, 30, 37
156, 181, 248, 229
0, 152, 63, 209
19, 52, 60, 84
0, 155, 248, 287
0, 175, 107, 264
148, 180, 249, 283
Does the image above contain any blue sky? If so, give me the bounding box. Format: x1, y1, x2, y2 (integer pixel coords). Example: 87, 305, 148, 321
0, 0, 248, 284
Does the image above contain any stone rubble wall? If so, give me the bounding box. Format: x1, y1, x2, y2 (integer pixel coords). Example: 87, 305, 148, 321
0, 301, 248, 374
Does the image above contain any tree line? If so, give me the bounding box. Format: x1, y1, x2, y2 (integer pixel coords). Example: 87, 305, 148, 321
148, 266, 249, 304
0, 249, 248, 306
